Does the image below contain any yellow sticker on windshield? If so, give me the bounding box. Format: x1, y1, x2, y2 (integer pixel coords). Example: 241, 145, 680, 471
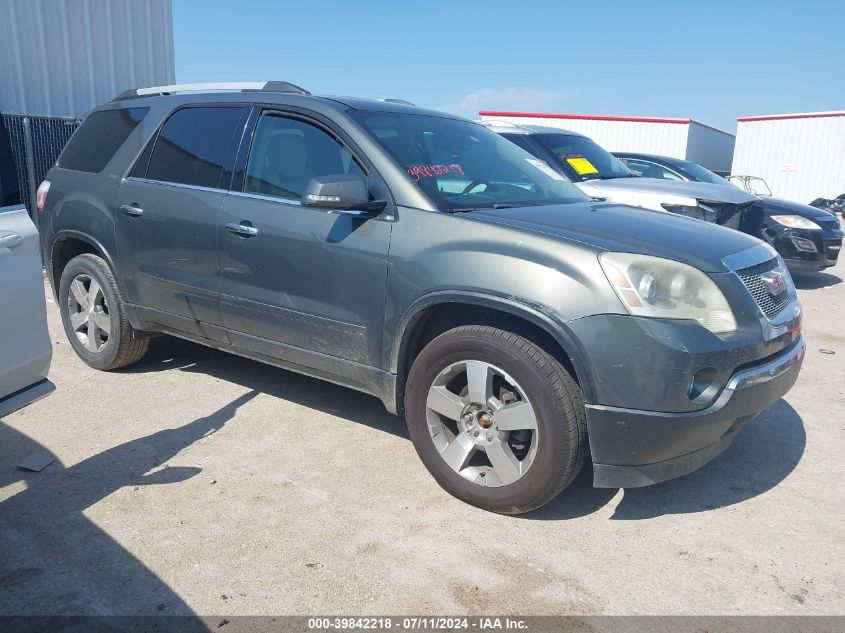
565, 156, 599, 175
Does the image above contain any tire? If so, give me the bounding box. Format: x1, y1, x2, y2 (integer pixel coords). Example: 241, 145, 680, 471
405, 325, 587, 515
58, 253, 149, 370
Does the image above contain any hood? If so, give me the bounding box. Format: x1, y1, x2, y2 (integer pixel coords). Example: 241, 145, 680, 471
760, 196, 840, 220
466, 202, 763, 273
578, 177, 758, 204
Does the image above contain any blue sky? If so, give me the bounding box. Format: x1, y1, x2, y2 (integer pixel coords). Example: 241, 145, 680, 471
174, 0, 845, 132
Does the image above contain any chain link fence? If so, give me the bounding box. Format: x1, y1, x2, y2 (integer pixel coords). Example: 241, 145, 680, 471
1, 113, 80, 216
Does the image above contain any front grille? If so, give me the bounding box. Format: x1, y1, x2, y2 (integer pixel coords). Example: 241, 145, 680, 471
736, 257, 791, 319
818, 218, 841, 231
825, 238, 842, 261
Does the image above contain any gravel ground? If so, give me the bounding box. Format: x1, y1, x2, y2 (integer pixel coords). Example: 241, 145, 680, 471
1, 269, 843, 617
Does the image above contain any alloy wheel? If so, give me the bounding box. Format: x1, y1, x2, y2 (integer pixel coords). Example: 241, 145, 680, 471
67, 273, 111, 353
425, 360, 538, 487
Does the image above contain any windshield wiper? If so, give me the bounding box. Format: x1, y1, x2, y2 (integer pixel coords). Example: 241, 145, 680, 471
451, 202, 556, 212
449, 206, 492, 213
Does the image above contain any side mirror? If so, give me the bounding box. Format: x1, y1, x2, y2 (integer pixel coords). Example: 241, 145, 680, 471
301, 174, 387, 214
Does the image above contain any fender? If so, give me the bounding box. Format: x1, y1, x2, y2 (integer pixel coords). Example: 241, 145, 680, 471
389, 290, 597, 405
48, 230, 130, 309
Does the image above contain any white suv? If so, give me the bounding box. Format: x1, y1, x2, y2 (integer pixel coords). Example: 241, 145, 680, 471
483, 120, 762, 233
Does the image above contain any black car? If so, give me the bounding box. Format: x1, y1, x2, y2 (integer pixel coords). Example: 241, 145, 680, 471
810, 194, 845, 215
614, 152, 843, 273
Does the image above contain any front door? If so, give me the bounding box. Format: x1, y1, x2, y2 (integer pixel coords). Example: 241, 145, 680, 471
0, 206, 52, 401
115, 105, 247, 340
218, 111, 392, 367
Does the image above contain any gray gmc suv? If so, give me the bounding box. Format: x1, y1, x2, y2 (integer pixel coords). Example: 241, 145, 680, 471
38, 82, 804, 514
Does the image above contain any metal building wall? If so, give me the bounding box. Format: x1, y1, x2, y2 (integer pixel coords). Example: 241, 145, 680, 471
0, 0, 175, 118
479, 112, 736, 172
731, 112, 845, 204
479, 112, 691, 158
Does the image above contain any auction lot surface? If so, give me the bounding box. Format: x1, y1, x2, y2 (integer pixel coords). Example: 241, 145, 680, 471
2, 270, 844, 616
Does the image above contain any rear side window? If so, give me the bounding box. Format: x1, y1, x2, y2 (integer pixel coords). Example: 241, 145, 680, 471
146, 107, 245, 189
59, 108, 149, 173
0, 119, 21, 206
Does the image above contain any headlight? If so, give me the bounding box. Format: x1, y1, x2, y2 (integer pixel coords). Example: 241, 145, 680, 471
770, 215, 821, 230
661, 203, 718, 222
599, 252, 737, 334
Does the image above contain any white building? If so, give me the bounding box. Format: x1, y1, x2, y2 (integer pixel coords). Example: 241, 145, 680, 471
0, 0, 175, 118
731, 111, 845, 204
479, 111, 736, 173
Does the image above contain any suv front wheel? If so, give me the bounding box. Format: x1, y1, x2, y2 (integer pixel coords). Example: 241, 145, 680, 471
58, 253, 149, 370
405, 325, 587, 514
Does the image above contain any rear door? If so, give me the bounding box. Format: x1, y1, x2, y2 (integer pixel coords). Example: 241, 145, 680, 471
0, 119, 52, 410
115, 105, 248, 341
217, 109, 392, 366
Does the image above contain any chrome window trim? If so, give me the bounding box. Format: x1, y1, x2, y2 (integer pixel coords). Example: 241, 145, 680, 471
228, 189, 302, 206
123, 176, 227, 195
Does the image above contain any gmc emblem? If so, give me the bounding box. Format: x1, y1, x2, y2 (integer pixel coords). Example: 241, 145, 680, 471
761, 270, 788, 297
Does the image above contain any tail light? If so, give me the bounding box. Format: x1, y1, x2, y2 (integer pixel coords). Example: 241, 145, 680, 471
36, 180, 51, 212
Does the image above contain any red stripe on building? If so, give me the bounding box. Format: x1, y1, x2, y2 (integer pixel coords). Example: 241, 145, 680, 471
737, 111, 845, 122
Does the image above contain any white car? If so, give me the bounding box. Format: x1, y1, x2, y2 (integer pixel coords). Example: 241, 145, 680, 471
0, 117, 53, 417
483, 120, 761, 231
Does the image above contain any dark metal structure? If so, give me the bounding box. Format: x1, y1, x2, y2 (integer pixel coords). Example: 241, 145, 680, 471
1, 113, 80, 216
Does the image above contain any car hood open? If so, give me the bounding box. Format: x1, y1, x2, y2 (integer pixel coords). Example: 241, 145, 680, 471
577, 177, 758, 204
466, 201, 765, 273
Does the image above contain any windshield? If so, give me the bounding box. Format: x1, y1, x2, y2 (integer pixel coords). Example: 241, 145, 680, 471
676, 161, 731, 185
534, 133, 634, 181
351, 112, 588, 212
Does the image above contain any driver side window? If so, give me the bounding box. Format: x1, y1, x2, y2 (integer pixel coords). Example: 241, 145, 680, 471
244, 115, 364, 201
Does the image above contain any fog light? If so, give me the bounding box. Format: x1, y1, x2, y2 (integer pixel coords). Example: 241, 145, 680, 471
791, 236, 817, 253
689, 367, 720, 403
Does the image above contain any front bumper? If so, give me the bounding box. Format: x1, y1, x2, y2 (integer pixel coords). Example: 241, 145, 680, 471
588, 334, 805, 488
770, 228, 842, 271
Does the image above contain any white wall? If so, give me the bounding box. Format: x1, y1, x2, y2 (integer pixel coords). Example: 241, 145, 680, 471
480, 115, 691, 159
732, 113, 845, 204
685, 122, 735, 173
0, 0, 175, 118
479, 114, 735, 173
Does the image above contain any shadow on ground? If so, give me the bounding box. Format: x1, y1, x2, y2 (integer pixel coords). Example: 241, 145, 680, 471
0, 390, 256, 623
127, 336, 806, 522
120, 336, 403, 438
791, 270, 841, 290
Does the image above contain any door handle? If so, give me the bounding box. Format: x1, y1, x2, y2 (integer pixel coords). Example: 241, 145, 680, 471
0, 233, 23, 249
225, 222, 258, 237
120, 204, 144, 217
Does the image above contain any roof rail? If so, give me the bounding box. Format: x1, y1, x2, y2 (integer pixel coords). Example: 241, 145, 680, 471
112, 81, 310, 101
380, 98, 415, 106
477, 119, 520, 128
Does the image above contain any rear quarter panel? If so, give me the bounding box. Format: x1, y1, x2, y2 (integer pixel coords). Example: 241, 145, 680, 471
42, 102, 168, 296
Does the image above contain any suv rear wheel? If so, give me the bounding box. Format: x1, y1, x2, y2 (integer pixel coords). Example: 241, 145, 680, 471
58, 253, 149, 370
405, 325, 587, 514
